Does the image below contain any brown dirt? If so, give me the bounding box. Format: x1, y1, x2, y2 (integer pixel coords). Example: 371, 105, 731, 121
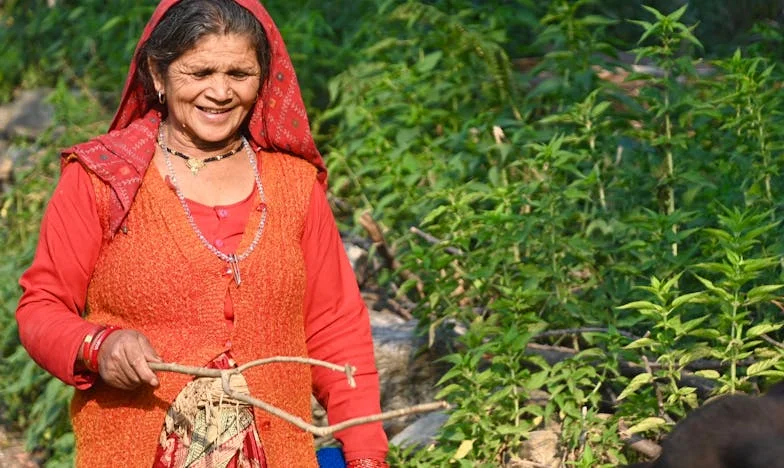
0, 425, 38, 468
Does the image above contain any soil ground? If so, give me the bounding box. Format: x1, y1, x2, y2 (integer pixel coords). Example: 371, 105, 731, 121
0, 425, 38, 468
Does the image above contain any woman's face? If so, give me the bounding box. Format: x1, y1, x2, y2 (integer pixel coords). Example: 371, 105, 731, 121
150, 33, 261, 150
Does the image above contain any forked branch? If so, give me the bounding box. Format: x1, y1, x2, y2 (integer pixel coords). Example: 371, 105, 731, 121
149, 356, 449, 437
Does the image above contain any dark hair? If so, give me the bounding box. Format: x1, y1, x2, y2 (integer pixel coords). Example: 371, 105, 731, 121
136, 0, 271, 104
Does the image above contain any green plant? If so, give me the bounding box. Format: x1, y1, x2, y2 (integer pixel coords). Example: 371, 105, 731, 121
6, 2, 784, 466
433, 316, 548, 465
695, 207, 784, 393
629, 4, 703, 257
616, 206, 784, 446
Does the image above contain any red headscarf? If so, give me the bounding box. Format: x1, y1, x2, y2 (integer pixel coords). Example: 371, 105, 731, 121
64, 0, 327, 236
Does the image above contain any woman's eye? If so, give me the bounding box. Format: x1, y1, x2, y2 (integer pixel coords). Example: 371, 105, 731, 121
230, 72, 250, 79
192, 71, 211, 78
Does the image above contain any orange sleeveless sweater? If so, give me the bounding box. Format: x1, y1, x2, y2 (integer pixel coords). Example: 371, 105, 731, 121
71, 151, 319, 468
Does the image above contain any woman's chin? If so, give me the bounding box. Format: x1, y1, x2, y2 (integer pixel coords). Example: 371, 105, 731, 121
185, 119, 244, 144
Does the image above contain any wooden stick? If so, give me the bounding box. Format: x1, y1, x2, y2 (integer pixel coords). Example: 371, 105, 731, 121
618, 420, 662, 459
359, 212, 424, 298
409, 226, 464, 256
533, 327, 640, 341
149, 357, 449, 437
761, 333, 784, 350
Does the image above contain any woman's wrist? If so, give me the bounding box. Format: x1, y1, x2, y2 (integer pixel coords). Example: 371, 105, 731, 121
79, 325, 122, 372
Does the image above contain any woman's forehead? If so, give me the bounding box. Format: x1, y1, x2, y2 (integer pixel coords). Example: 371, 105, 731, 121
174, 34, 260, 68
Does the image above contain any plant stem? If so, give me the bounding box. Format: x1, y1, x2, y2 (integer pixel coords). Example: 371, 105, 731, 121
664, 90, 677, 257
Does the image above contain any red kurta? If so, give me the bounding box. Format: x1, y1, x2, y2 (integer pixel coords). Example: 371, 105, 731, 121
16, 161, 388, 462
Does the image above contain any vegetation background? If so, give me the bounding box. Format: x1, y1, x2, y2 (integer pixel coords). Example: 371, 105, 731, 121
3, 0, 784, 466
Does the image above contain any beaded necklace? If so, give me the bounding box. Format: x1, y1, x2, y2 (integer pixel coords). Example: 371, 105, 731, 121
159, 122, 268, 286
158, 138, 243, 176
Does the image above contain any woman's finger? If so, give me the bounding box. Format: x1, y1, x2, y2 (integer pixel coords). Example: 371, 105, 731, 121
98, 330, 149, 390
130, 335, 159, 387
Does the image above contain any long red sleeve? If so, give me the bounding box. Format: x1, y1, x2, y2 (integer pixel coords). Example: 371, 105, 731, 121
16, 162, 388, 460
302, 183, 389, 462
16, 162, 103, 389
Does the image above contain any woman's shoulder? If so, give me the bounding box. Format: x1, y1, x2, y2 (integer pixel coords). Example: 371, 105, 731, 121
61, 114, 159, 172
262, 150, 319, 181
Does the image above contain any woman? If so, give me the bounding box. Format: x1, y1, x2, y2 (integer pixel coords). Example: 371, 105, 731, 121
15, 0, 389, 467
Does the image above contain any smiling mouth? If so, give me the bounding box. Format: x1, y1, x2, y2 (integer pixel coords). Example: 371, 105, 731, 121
198, 106, 232, 114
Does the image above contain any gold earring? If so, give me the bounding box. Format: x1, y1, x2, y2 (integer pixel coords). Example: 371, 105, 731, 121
157, 90, 166, 105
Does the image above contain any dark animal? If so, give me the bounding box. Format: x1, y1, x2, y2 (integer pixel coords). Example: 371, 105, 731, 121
625, 382, 784, 468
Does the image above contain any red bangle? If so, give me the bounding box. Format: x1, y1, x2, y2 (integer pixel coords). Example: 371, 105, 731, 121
85, 328, 108, 372
85, 325, 121, 372
346, 460, 389, 468
80, 326, 104, 368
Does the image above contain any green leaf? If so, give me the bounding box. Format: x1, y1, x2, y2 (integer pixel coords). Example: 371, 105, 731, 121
671, 291, 706, 309
746, 284, 784, 301
624, 338, 658, 350
617, 301, 660, 311
617, 373, 654, 400
747, 359, 779, 377
694, 369, 720, 379
421, 205, 449, 226
746, 323, 782, 338
627, 417, 667, 434
416, 51, 443, 73
452, 439, 474, 460
98, 16, 124, 34
668, 4, 689, 23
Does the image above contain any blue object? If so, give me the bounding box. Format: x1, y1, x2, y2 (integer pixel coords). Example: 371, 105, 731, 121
316, 447, 347, 468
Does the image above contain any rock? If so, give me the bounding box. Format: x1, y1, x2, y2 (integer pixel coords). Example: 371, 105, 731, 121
0, 89, 54, 140
518, 428, 561, 468
389, 411, 449, 448
371, 314, 451, 436
343, 239, 370, 286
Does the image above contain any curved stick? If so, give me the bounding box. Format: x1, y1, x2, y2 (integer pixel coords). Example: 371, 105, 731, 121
149, 357, 449, 436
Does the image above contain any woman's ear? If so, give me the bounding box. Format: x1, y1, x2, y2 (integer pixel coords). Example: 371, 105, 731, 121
148, 58, 164, 93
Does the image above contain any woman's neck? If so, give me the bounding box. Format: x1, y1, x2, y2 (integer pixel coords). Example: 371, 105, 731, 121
165, 122, 242, 159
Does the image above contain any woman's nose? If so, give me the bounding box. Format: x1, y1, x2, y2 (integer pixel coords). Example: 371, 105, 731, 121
207, 75, 232, 101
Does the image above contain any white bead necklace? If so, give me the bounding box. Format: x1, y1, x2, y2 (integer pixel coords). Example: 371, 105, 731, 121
159, 122, 268, 286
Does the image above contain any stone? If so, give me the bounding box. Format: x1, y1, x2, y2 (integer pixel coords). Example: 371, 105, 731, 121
389, 411, 449, 448
0, 89, 54, 140
371, 314, 451, 436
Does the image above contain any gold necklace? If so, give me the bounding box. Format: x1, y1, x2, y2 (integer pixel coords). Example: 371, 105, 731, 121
157, 127, 243, 175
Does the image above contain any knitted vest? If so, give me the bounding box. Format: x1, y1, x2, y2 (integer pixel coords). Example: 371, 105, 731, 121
71, 151, 319, 468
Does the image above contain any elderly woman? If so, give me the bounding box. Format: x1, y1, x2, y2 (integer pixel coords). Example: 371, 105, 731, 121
15, 0, 388, 467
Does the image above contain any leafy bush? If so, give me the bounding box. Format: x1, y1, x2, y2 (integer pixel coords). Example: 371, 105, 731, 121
4, 1, 784, 467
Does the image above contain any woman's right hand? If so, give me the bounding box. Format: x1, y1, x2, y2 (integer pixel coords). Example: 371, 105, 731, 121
97, 330, 163, 390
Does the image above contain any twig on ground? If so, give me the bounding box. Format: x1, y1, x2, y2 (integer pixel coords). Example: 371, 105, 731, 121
409, 226, 464, 256
533, 327, 640, 341
385, 296, 414, 320
359, 212, 424, 298
149, 357, 448, 437
641, 355, 669, 422
524, 343, 717, 397
618, 420, 662, 460
761, 333, 784, 350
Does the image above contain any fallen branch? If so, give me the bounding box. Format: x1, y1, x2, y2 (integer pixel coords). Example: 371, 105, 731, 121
761, 333, 784, 350
149, 357, 449, 437
524, 343, 717, 397
359, 212, 424, 298
533, 327, 640, 341
409, 226, 464, 256
642, 355, 667, 421
618, 420, 662, 460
